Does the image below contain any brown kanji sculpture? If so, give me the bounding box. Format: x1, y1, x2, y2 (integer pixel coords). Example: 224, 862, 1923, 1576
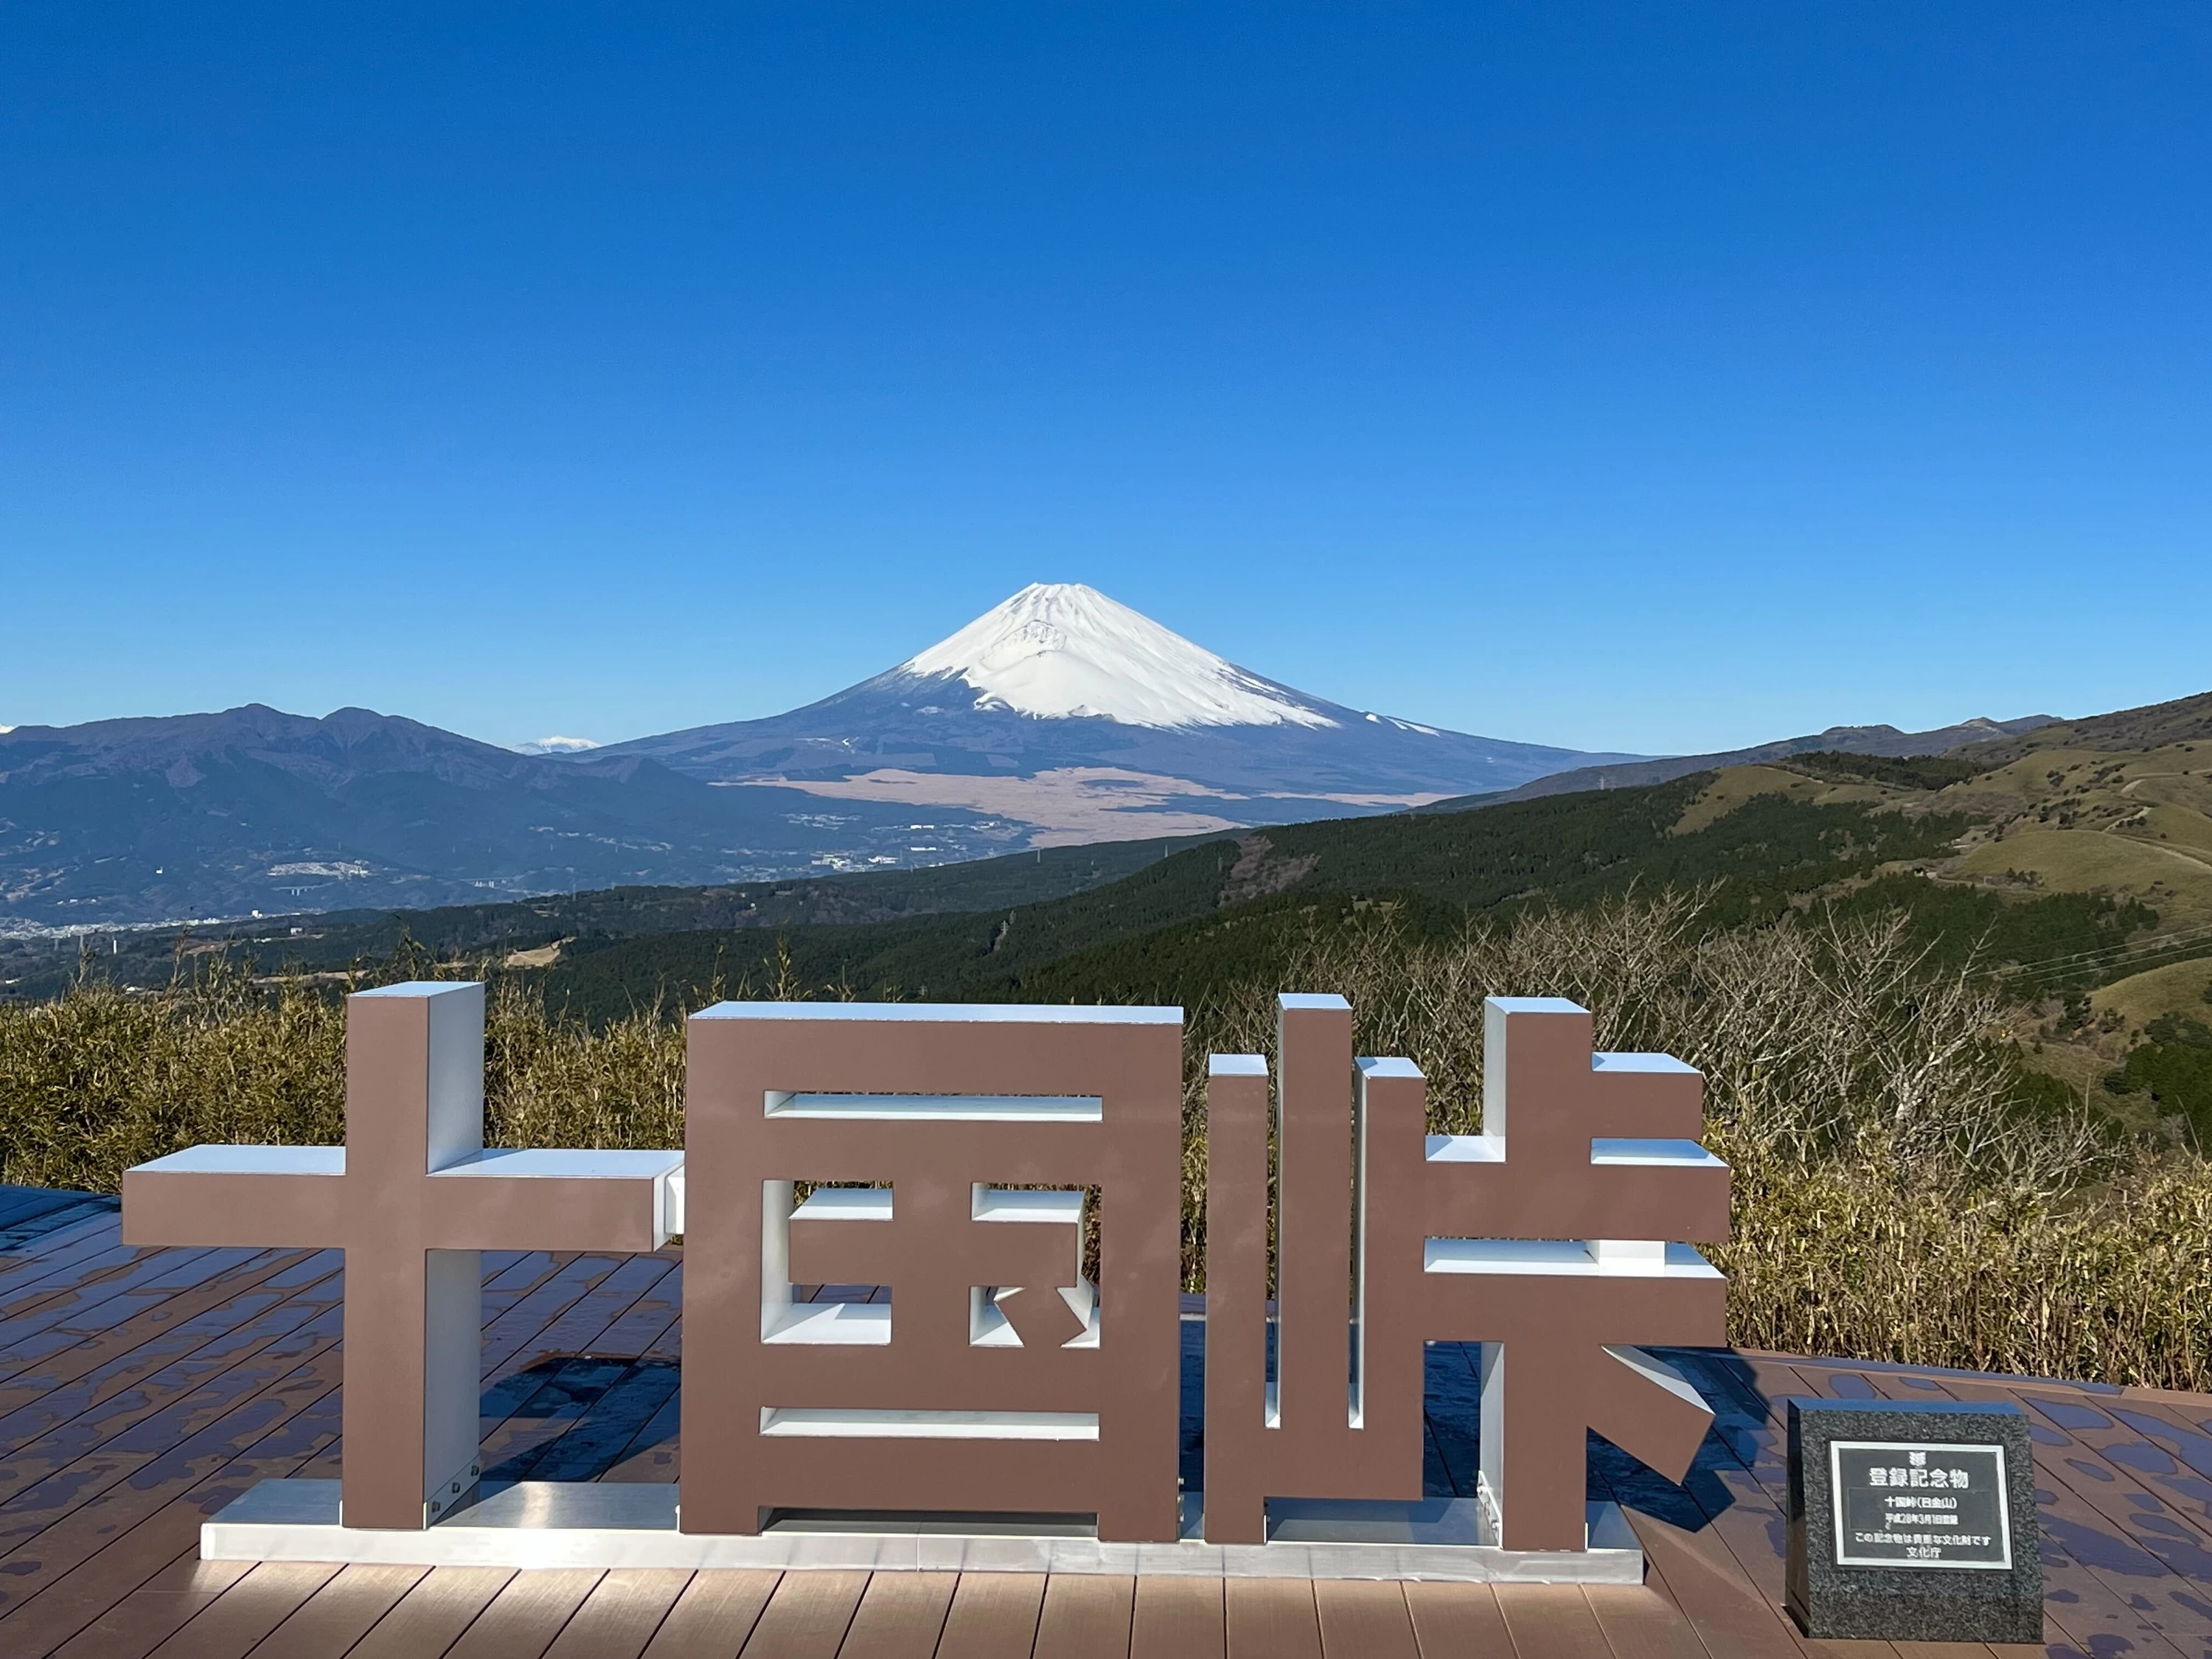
122, 982, 682, 1530
680, 1001, 1186, 1542
1205, 994, 1728, 1551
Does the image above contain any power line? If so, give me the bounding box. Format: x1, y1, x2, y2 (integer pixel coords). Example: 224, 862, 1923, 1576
1992, 919, 2212, 978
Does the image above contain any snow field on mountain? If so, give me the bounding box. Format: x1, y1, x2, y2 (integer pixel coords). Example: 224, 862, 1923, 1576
900, 582, 1339, 730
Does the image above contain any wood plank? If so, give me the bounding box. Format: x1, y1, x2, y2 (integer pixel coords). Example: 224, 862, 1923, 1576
935, 1573, 1046, 1657
531, 1365, 681, 1483
834, 1572, 956, 1658
480, 1256, 641, 1377
0, 1308, 347, 1641
0, 1200, 125, 1251
538, 1570, 691, 1659
1314, 1579, 1416, 1659
0, 1237, 140, 1322
1645, 1357, 1908, 1659
0, 1259, 344, 1514
1729, 1357, 2146, 1659
0, 1186, 80, 1228
479, 1355, 640, 1481
1613, 1505, 1808, 1659
349, 1568, 518, 1659
509, 1256, 674, 1360
243, 1565, 431, 1659
443, 1568, 605, 1659
470, 1266, 684, 1489
1496, 1585, 1613, 1659
0, 1186, 107, 1222
1644, 1354, 1921, 1658
0, 1370, 348, 1655
599, 1385, 682, 1484
0, 1248, 249, 1380
1576, 1362, 1819, 1659
0, 1214, 128, 1290
1225, 1578, 1321, 1659
578, 1260, 681, 1359
1970, 1380, 2212, 1561
29, 1553, 251, 1659
0, 1250, 337, 1433
1032, 1574, 1134, 1659
1579, 1583, 1714, 1659
0, 1245, 278, 1370
0, 1242, 664, 1649
0, 1203, 121, 1252
1738, 1357, 2182, 1659
131, 1562, 342, 1659
1893, 1380, 2210, 1650
1402, 1582, 1509, 1659
0, 1244, 213, 1356
737, 1571, 867, 1659
1131, 1576, 1224, 1659
638, 1570, 779, 1659
1422, 1343, 1485, 1498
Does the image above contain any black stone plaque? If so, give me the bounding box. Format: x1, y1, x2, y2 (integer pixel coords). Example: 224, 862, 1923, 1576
1787, 1398, 2042, 1643
1830, 1441, 2009, 1568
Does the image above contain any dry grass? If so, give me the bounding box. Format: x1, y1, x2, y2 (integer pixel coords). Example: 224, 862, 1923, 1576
7, 904, 2212, 1388
1176, 893, 2212, 1388
0, 958, 684, 1194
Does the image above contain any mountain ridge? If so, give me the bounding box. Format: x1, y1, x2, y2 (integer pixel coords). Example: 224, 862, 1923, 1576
1417, 713, 2059, 810
1, 584, 2136, 930
593, 583, 1644, 816
0, 585, 1637, 925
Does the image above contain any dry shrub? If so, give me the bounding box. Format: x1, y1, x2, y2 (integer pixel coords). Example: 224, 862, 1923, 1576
1722, 1158, 2212, 1386
8, 900, 2212, 1387
0, 961, 682, 1194
483, 983, 683, 1150
1180, 893, 2212, 1387
0, 964, 345, 1192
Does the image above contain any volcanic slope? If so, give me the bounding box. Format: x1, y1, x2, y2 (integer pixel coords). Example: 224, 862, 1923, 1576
592, 582, 1642, 834
521, 733, 2212, 1020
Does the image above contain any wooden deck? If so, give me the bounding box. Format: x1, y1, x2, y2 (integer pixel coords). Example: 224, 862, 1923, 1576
2, 1186, 2209, 1658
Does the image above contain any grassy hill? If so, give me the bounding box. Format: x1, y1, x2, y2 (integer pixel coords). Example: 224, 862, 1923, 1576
521, 761, 2149, 1019
1961, 689, 2212, 763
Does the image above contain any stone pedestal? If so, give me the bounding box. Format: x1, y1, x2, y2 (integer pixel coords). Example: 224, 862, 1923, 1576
1787, 1397, 2042, 1643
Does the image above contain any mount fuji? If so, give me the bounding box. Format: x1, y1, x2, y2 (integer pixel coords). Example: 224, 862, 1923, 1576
0, 586, 1638, 927
593, 584, 1641, 844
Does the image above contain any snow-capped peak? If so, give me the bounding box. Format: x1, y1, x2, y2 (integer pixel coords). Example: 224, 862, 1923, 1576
900, 583, 1338, 730
513, 735, 600, 756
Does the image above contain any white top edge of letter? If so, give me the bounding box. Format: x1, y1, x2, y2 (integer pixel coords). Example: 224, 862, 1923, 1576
973, 1189, 1083, 1224
759, 1408, 1101, 1441
1484, 996, 1587, 1015
693, 1001, 1180, 1025
1591, 1052, 1700, 1076
793, 1188, 895, 1222
1589, 1139, 1727, 1169
1424, 1239, 1721, 1279
129, 1145, 347, 1177
767, 1093, 1104, 1123
432, 1149, 685, 1180
1357, 1057, 1424, 1080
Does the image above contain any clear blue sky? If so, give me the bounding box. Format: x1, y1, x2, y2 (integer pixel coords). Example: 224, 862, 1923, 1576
2, 3, 2206, 757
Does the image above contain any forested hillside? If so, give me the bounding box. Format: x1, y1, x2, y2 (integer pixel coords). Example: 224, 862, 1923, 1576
521, 764, 2152, 1018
